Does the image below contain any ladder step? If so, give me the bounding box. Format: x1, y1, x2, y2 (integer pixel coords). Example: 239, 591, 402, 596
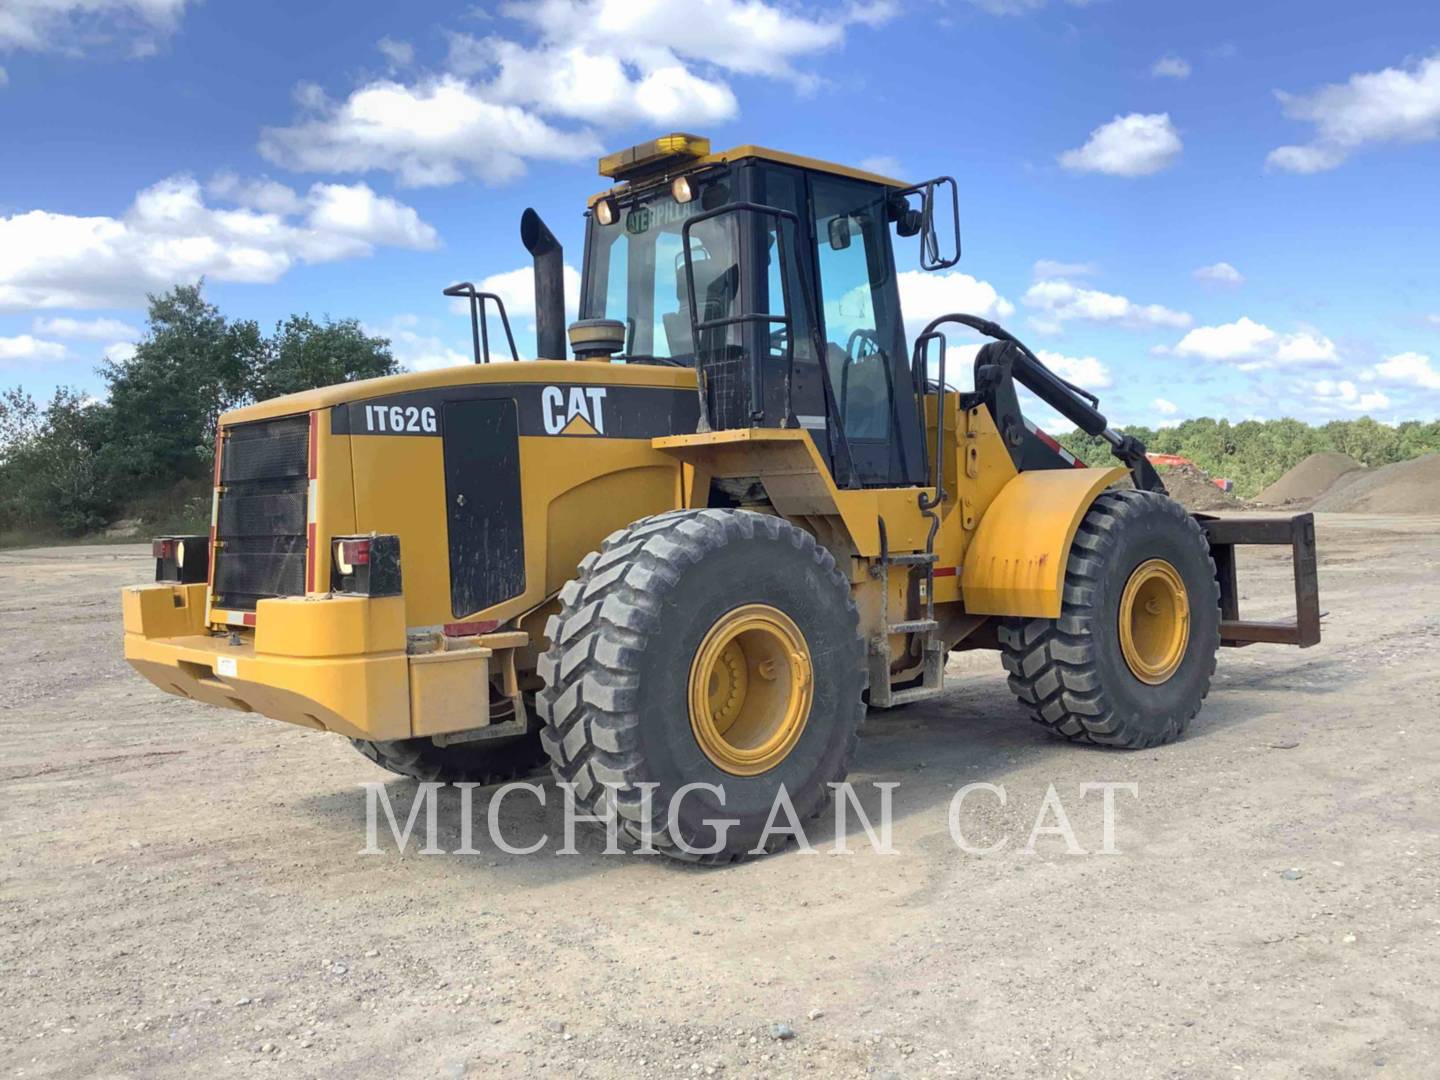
888, 619, 939, 634
887, 686, 945, 706
887, 553, 938, 566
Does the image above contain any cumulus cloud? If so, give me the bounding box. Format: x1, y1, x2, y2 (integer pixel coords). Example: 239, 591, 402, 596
1309, 378, 1389, 413
1153, 397, 1179, 415
102, 341, 137, 362
0, 334, 67, 362
0, 0, 190, 56
262, 0, 891, 187
1059, 113, 1183, 177
1171, 316, 1338, 370
1372, 351, 1440, 390
1194, 262, 1244, 287
1151, 55, 1191, 79
1032, 259, 1097, 280
1036, 348, 1111, 389
897, 269, 1016, 344
32, 315, 141, 340
377, 36, 414, 68
1267, 51, 1440, 173
1023, 279, 1191, 332
0, 176, 438, 311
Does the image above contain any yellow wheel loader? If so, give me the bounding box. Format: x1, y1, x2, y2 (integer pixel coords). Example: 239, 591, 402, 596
124, 134, 1322, 861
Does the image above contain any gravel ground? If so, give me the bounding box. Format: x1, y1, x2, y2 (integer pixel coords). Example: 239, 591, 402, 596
1, 514, 1437, 1079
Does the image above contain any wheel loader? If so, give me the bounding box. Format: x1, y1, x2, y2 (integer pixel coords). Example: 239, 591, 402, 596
123, 134, 1322, 861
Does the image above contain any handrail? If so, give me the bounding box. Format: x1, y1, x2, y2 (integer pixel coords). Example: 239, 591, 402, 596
681, 200, 800, 427
442, 283, 520, 364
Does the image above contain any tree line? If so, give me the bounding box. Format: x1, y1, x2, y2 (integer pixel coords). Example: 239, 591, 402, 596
5, 282, 1440, 540
0, 284, 396, 539
1058, 415, 1440, 497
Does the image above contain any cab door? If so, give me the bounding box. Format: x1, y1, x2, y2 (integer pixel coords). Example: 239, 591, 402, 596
808, 174, 924, 488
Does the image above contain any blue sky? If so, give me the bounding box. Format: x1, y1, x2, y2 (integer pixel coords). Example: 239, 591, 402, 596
2, 0, 1439, 431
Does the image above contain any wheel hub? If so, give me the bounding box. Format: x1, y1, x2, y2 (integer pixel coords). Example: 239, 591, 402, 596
1118, 558, 1190, 685
688, 604, 813, 776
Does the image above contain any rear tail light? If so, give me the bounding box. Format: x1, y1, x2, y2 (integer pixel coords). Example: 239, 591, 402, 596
331, 534, 401, 597
153, 535, 209, 584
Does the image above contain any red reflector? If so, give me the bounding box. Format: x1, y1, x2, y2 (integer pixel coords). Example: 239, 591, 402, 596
152, 538, 175, 559
242, 613, 256, 627
933, 566, 957, 578
444, 620, 499, 637
339, 539, 371, 568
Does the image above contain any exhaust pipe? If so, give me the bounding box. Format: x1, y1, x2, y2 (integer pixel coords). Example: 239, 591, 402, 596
520, 208, 565, 360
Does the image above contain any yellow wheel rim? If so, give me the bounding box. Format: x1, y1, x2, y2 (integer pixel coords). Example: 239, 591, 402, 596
1118, 558, 1190, 685
688, 604, 813, 776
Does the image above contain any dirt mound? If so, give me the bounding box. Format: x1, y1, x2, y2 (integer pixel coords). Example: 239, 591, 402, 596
1258, 452, 1363, 506
1159, 462, 1243, 512
1311, 454, 1440, 513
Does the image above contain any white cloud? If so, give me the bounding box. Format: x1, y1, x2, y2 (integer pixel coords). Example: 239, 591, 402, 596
858, 155, 904, 178
1153, 397, 1179, 415
1059, 113, 1183, 177
1372, 351, 1440, 390
263, 0, 891, 187
0, 334, 67, 362
205, 173, 305, 215
1194, 261, 1244, 287
1171, 316, 1339, 370
102, 341, 137, 362
0, 0, 190, 56
0, 175, 438, 311
377, 36, 414, 68
1035, 348, 1111, 389
1023, 279, 1191, 331
1267, 51, 1440, 173
33, 315, 140, 339
1309, 378, 1389, 413
1032, 259, 1097, 280
1151, 55, 1191, 79
260, 76, 601, 187
897, 270, 1015, 342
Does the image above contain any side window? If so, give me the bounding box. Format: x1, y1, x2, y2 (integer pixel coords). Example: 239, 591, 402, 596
812, 177, 897, 442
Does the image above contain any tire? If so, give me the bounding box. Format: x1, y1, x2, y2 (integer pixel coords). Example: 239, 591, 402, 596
536, 509, 866, 864
350, 696, 547, 784
998, 489, 1220, 749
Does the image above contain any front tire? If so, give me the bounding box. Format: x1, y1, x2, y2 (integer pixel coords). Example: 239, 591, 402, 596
536, 509, 866, 863
998, 489, 1220, 749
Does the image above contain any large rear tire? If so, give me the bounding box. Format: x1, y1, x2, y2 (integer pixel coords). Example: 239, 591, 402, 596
536, 509, 866, 864
998, 489, 1220, 749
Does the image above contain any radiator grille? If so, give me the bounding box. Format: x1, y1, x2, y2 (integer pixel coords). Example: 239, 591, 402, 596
213, 415, 309, 611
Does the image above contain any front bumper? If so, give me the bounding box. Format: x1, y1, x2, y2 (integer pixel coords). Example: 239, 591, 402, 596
123, 584, 417, 741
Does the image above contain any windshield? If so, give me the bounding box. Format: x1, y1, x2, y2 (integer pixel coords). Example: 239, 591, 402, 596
580, 184, 740, 361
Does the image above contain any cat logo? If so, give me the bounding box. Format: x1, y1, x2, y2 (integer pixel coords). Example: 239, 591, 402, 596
541, 385, 607, 436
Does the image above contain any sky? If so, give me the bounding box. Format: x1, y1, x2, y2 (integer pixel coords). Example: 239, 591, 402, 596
2, 0, 1439, 432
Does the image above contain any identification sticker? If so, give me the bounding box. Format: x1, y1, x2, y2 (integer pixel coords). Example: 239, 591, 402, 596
215, 656, 238, 678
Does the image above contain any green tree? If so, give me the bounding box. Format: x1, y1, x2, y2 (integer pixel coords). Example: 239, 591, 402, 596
102, 283, 264, 487
254, 315, 397, 400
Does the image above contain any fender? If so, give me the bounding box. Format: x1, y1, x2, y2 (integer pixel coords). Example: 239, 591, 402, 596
962, 466, 1128, 618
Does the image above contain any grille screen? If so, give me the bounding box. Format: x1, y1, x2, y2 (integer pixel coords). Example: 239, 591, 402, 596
213, 416, 309, 611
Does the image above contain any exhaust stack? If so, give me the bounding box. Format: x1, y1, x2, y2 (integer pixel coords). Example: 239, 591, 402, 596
520, 208, 565, 360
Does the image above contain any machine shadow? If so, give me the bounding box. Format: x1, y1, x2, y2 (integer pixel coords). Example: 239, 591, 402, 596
292, 658, 1314, 881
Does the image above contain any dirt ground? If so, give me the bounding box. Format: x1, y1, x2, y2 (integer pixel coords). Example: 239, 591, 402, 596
2, 515, 1438, 1079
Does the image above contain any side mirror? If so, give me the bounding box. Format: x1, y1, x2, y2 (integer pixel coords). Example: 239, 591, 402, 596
827, 216, 852, 251
891, 177, 961, 272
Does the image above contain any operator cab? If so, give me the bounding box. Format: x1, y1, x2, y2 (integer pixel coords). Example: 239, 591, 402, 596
575, 135, 958, 489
